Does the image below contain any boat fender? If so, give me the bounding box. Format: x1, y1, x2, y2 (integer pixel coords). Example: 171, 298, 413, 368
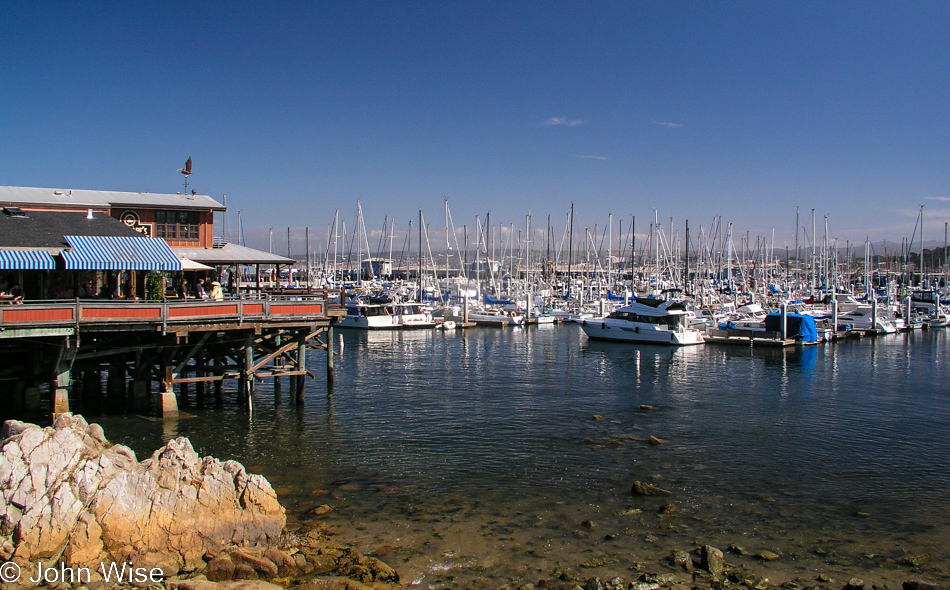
671, 333, 675, 342
582, 320, 587, 326
634, 326, 639, 333
601, 322, 606, 329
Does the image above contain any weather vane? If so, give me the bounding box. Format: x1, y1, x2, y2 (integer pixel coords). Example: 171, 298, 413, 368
177, 157, 193, 191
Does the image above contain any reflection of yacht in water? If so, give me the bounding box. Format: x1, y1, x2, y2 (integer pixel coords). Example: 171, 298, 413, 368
337, 297, 436, 329
581, 296, 705, 345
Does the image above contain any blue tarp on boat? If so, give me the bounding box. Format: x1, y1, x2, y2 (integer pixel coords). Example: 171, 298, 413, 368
484, 294, 515, 305
764, 313, 818, 343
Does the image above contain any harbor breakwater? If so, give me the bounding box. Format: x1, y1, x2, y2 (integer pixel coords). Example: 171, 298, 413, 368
0, 413, 943, 590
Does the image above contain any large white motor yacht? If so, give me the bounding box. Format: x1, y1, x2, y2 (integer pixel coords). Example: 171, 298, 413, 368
581, 297, 705, 345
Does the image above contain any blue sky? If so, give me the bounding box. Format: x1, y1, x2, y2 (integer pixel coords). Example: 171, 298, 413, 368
2, 1, 949, 253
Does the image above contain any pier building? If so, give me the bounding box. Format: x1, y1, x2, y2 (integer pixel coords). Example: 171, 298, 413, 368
0, 186, 343, 423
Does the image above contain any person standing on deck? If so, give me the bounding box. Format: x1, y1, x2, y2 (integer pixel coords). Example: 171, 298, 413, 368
210, 281, 224, 301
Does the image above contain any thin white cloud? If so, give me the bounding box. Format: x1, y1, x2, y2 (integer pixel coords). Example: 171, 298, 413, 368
924, 196, 950, 202
575, 155, 609, 160
544, 116, 585, 127
652, 121, 683, 128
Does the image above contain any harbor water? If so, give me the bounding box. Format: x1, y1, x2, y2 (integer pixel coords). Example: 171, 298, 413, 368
95, 325, 950, 587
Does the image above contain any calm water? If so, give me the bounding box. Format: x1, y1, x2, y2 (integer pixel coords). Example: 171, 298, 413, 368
94, 325, 950, 586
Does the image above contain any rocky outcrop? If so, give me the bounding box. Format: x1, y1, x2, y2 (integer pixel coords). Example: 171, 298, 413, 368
0, 414, 285, 585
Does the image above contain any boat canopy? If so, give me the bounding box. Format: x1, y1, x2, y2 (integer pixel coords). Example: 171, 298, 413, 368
484, 294, 515, 305
764, 313, 818, 343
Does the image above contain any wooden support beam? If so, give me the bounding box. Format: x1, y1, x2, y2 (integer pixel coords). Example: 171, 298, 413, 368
173, 332, 213, 375
171, 375, 225, 384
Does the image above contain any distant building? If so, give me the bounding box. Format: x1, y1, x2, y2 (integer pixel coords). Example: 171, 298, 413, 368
361, 258, 393, 278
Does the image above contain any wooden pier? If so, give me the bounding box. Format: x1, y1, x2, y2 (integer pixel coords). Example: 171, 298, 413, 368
0, 291, 345, 422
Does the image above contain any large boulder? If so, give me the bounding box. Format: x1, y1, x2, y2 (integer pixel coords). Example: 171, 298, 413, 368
0, 414, 285, 585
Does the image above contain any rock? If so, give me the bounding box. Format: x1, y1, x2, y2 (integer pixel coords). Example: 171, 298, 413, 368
902, 582, 937, 590
263, 547, 298, 577
631, 481, 672, 496
311, 504, 333, 515
581, 520, 598, 529
580, 557, 606, 568
293, 553, 314, 575
658, 502, 678, 515
179, 581, 288, 590
639, 405, 655, 411
671, 549, 694, 572
649, 436, 665, 445
296, 579, 374, 590
758, 551, 780, 561
232, 564, 259, 580
584, 578, 605, 590
226, 547, 279, 579
369, 544, 394, 557
206, 556, 237, 581
592, 415, 604, 421
844, 578, 865, 590
701, 545, 725, 576
0, 414, 285, 583
901, 554, 930, 567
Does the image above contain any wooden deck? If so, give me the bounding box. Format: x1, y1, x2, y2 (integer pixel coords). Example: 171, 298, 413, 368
0, 290, 345, 338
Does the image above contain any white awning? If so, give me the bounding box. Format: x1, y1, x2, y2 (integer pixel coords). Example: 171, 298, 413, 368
179, 257, 215, 271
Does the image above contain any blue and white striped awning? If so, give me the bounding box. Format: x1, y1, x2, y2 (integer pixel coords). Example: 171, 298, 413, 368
0, 250, 56, 270
63, 236, 183, 271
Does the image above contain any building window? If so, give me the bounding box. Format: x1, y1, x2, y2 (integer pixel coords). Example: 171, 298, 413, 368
154, 210, 200, 240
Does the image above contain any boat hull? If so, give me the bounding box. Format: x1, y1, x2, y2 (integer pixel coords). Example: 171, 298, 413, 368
335, 314, 436, 329
581, 319, 705, 346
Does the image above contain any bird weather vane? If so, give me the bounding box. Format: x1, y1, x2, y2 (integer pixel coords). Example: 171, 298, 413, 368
178, 157, 193, 192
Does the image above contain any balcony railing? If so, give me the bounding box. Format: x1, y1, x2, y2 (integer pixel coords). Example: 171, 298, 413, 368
0, 290, 343, 331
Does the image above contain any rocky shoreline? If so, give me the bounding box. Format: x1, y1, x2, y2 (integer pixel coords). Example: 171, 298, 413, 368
0, 416, 941, 590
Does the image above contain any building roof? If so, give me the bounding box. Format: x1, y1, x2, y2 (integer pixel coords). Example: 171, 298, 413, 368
0, 186, 225, 212
0, 209, 143, 251
173, 243, 294, 265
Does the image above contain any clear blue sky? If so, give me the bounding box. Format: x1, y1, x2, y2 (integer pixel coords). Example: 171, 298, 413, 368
3, 1, 949, 253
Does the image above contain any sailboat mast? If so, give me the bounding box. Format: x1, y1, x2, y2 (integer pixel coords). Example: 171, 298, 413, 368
567, 204, 574, 296
685, 220, 690, 293
419, 209, 423, 303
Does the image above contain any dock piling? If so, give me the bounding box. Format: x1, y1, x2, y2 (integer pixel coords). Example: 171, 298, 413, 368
160, 366, 179, 418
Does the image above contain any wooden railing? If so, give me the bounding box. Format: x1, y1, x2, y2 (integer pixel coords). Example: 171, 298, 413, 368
0, 290, 343, 329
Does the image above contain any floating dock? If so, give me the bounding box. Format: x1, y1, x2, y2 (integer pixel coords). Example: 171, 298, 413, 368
704, 328, 797, 347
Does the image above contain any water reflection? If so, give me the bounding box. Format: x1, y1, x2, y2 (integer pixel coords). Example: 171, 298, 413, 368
91, 325, 950, 582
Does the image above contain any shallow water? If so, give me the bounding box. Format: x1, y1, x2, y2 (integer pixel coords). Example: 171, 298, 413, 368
94, 325, 950, 587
